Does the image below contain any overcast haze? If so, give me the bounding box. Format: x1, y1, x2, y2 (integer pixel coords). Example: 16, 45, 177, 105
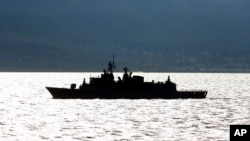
0, 0, 250, 71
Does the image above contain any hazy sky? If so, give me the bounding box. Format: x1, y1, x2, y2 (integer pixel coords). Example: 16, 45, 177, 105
1, 0, 249, 45
0, 0, 250, 71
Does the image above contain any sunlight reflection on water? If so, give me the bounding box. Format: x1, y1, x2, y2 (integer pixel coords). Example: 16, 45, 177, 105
0, 72, 250, 140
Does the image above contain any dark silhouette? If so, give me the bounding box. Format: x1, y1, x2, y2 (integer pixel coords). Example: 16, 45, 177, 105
83, 78, 86, 85
107, 62, 113, 74
123, 67, 129, 81
46, 56, 207, 99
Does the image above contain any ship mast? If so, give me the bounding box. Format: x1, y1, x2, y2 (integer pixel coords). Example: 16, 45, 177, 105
112, 54, 116, 70
107, 54, 116, 74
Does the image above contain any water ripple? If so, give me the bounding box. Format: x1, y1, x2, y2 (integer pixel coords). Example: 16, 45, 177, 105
0, 73, 250, 140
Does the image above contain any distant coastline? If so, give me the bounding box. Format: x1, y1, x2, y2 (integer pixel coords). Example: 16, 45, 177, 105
1, 69, 250, 73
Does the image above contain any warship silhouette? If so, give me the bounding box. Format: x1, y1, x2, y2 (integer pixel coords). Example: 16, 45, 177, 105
46, 56, 207, 99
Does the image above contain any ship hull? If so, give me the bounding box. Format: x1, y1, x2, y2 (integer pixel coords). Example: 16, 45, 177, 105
46, 87, 207, 99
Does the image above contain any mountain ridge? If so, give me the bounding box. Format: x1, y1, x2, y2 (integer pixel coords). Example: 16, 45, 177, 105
0, 0, 249, 72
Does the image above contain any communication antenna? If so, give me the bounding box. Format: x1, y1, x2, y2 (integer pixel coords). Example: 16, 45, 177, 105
112, 54, 116, 70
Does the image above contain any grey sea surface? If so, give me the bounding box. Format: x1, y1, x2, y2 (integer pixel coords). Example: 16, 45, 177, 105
0, 72, 249, 141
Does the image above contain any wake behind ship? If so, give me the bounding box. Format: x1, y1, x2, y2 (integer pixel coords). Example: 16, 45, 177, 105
46, 57, 207, 99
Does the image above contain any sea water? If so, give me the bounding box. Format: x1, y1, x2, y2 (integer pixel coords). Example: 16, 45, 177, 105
0, 72, 249, 141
